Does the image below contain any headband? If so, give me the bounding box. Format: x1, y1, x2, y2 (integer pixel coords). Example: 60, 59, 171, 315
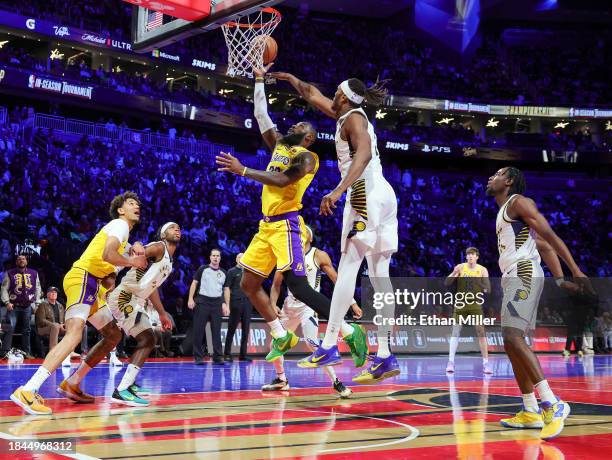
160, 222, 178, 235
340, 80, 364, 105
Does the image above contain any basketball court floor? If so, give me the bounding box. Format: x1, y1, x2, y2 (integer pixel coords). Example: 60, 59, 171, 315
1, 354, 611, 459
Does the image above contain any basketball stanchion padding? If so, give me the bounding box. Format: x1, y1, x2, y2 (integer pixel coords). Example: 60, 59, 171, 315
121, 0, 212, 22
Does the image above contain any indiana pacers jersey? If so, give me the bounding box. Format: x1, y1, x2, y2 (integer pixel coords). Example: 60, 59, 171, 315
456, 263, 486, 294
261, 144, 319, 216
73, 219, 130, 278
495, 194, 541, 275
119, 242, 173, 301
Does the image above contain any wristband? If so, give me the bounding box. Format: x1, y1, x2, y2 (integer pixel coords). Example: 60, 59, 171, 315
241, 167, 248, 176
555, 277, 565, 287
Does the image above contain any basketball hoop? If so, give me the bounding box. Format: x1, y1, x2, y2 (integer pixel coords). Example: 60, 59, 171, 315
221, 7, 281, 78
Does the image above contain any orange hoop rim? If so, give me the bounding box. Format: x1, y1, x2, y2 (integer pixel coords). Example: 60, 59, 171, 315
223, 7, 282, 29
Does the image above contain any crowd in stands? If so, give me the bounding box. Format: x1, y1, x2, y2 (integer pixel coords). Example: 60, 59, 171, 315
1, 109, 610, 345
1, 2, 610, 106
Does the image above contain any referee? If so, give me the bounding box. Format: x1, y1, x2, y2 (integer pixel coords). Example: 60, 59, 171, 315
223, 253, 253, 362
188, 248, 228, 365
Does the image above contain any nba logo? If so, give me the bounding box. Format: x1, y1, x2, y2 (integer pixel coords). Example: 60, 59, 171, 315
413, 329, 426, 348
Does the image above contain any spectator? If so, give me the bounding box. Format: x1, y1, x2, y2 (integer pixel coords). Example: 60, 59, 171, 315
223, 253, 253, 362
0, 254, 41, 357
35, 286, 65, 353
188, 248, 229, 365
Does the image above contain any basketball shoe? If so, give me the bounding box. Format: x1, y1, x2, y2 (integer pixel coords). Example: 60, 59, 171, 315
57, 380, 95, 403
266, 331, 299, 362
262, 378, 290, 391
352, 354, 400, 384
500, 407, 544, 429
10, 387, 52, 415
540, 400, 570, 440
343, 324, 369, 368
298, 344, 342, 368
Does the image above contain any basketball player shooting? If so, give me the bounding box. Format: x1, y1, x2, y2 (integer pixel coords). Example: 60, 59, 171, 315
215, 65, 368, 366
270, 71, 400, 384
487, 166, 591, 440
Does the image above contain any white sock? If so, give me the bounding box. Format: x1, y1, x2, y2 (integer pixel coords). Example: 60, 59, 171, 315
522, 392, 539, 412
483, 358, 489, 365
67, 362, 92, 385
449, 325, 461, 362
377, 331, 391, 358
535, 380, 558, 405
117, 364, 141, 391
340, 322, 354, 337
324, 365, 337, 383
268, 319, 287, 339
273, 356, 285, 381
23, 367, 51, 393
322, 244, 366, 349
110, 349, 117, 357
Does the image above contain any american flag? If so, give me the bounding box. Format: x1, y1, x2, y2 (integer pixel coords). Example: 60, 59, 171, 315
146, 10, 164, 31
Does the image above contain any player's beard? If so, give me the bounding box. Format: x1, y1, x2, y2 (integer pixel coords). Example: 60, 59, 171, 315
280, 132, 307, 147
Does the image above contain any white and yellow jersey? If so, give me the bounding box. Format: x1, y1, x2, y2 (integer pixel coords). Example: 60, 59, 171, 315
73, 219, 130, 278
120, 242, 173, 302
495, 194, 541, 275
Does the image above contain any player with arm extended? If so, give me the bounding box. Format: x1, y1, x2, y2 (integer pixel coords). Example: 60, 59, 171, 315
215, 65, 368, 367
270, 71, 400, 384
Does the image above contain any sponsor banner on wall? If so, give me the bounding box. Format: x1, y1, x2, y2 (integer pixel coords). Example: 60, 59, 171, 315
224, 321, 568, 355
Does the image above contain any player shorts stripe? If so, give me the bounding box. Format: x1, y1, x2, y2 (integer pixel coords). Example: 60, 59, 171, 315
239, 260, 267, 276
77, 269, 88, 305
350, 179, 368, 220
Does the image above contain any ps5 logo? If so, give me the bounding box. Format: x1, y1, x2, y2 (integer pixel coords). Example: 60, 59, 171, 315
421, 144, 451, 153
53, 26, 70, 37
25, 18, 36, 30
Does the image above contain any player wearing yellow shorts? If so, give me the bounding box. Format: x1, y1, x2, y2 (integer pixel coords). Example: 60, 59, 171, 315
215, 65, 368, 365
11, 192, 147, 415
444, 247, 493, 375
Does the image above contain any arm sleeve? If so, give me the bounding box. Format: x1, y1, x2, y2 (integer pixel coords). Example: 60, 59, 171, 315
105, 219, 129, 242
0, 273, 9, 304
254, 82, 276, 134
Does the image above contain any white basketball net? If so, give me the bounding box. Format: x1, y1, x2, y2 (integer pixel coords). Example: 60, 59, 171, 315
221, 8, 281, 78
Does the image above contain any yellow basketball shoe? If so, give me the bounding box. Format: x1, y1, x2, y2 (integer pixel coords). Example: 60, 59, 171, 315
500, 408, 544, 429
10, 387, 52, 415
540, 400, 571, 440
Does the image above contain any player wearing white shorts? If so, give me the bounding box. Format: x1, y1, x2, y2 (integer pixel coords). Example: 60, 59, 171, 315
271, 71, 399, 383
106, 222, 180, 406
487, 167, 590, 440
263, 227, 362, 398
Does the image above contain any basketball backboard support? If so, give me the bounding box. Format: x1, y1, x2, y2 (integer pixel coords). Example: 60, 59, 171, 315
132, 0, 282, 52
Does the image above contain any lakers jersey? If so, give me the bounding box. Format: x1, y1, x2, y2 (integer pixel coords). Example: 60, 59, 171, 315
261, 143, 319, 216
456, 263, 486, 294
73, 219, 130, 279
495, 194, 541, 275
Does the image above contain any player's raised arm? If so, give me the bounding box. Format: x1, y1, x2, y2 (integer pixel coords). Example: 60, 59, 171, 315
320, 114, 372, 216
254, 65, 280, 150
104, 236, 146, 269
269, 72, 335, 118
216, 150, 316, 187
509, 196, 587, 283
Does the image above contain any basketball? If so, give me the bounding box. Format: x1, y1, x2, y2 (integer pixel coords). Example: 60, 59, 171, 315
262, 35, 278, 64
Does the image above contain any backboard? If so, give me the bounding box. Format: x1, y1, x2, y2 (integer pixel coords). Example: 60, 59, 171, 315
131, 0, 282, 52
